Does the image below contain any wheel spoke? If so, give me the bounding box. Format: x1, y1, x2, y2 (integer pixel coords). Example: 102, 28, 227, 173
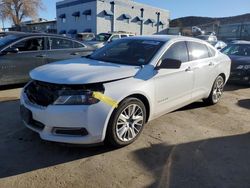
116, 103, 144, 142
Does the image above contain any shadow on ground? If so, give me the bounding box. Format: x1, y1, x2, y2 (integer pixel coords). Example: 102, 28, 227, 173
224, 83, 249, 91
0, 100, 113, 179
238, 99, 250, 110
134, 133, 250, 188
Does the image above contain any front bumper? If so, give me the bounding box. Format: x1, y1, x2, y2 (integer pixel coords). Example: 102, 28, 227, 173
229, 70, 250, 85
20, 90, 113, 144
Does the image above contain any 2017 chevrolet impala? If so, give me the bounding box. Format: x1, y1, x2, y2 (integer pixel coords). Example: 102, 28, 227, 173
20, 35, 231, 147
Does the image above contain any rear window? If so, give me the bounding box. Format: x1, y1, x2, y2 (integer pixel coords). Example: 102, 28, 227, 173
187, 41, 210, 60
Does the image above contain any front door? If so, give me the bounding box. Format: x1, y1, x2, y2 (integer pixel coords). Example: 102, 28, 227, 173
0, 37, 46, 85
153, 41, 195, 116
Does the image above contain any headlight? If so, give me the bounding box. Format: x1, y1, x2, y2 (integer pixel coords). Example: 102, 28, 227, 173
236, 65, 250, 70
54, 90, 99, 105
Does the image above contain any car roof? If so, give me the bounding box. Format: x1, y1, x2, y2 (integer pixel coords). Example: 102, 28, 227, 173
1, 32, 77, 40
127, 35, 203, 42
231, 40, 250, 44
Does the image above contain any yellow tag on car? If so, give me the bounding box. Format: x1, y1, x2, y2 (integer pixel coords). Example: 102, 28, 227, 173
92, 92, 118, 108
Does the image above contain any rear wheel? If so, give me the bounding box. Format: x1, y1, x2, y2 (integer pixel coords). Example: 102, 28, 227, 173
105, 98, 146, 147
203, 75, 225, 105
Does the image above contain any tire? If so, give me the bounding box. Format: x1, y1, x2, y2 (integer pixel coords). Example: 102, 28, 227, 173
105, 97, 146, 147
203, 75, 225, 105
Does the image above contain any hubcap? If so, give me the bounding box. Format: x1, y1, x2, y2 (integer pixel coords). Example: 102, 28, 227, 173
116, 104, 144, 142
212, 77, 224, 103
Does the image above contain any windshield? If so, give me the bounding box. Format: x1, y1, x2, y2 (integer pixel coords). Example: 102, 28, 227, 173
89, 39, 165, 66
94, 33, 111, 42
0, 35, 20, 47
221, 44, 250, 57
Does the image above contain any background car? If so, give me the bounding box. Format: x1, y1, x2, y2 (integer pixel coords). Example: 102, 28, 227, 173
221, 41, 250, 85
76, 32, 95, 41
0, 33, 94, 86
196, 34, 218, 45
20, 35, 231, 147
86, 32, 135, 49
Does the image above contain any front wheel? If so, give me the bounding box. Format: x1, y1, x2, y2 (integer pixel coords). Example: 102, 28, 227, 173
105, 98, 146, 147
203, 75, 225, 105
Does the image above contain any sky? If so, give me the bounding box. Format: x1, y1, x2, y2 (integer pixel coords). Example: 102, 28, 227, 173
1, 0, 250, 28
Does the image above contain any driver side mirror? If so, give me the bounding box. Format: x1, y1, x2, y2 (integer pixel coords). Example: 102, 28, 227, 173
156, 58, 182, 70
3, 47, 19, 54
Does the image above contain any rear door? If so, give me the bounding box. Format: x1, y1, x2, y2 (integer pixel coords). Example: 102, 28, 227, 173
0, 36, 46, 85
186, 41, 217, 99
45, 37, 93, 63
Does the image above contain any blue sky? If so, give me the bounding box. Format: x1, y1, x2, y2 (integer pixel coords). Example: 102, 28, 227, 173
1, 0, 250, 28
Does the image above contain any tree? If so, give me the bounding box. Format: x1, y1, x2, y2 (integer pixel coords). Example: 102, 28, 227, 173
0, 0, 44, 30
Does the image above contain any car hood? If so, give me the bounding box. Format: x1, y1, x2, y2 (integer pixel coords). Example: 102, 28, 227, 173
30, 58, 140, 84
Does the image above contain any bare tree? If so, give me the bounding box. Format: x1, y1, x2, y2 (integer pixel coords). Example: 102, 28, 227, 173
0, 0, 44, 30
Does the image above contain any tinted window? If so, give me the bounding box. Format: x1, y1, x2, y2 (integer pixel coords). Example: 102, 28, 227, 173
162, 41, 189, 63
110, 35, 120, 41
0, 35, 20, 47
94, 33, 111, 42
89, 39, 164, 66
221, 44, 250, 57
187, 41, 210, 60
73, 41, 85, 48
12, 37, 45, 52
121, 35, 128, 38
49, 38, 73, 49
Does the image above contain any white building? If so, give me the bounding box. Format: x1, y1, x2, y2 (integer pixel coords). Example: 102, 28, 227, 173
56, 0, 170, 36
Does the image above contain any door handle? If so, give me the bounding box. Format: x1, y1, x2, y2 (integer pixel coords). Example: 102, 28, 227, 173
70, 52, 79, 55
209, 62, 215, 66
185, 67, 192, 72
36, 54, 46, 58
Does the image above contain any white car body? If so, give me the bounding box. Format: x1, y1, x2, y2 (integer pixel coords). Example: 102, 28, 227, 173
20, 35, 231, 145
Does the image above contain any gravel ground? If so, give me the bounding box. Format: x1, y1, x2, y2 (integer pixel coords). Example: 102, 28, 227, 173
0, 84, 249, 188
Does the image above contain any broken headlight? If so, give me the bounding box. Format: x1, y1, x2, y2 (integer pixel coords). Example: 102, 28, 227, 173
54, 90, 99, 105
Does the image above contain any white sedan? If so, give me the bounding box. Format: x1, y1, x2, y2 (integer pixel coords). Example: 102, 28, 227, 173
20, 35, 231, 147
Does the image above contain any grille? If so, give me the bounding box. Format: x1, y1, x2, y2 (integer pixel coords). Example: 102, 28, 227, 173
25, 81, 61, 107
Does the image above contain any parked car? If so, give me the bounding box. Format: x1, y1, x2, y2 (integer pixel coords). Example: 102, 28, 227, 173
87, 32, 135, 49
221, 41, 250, 85
20, 35, 231, 147
76, 32, 95, 41
196, 34, 218, 45
214, 40, 227, 50
0, 33, 94, 86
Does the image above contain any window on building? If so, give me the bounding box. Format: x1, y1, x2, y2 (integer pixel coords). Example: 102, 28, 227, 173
86, 15, 91, 21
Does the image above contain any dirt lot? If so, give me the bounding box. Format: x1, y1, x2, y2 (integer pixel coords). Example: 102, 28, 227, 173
0, 84, 249, 188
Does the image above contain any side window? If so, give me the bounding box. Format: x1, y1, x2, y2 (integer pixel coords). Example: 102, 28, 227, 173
48, 38, 74, 49
162, 41, 189, 63
110, 35, 120, 42
73, 41, 85, 48
121, 35, 128, 38
208, 46, 216, 57
187, 41, 210, 60
12, 37, 45, 52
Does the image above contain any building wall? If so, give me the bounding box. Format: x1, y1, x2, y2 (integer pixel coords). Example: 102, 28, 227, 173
56, 0, 170, 36
57, 0, 97, 36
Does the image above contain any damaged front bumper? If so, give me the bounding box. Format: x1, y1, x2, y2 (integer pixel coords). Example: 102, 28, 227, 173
20, 81, 114, 144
